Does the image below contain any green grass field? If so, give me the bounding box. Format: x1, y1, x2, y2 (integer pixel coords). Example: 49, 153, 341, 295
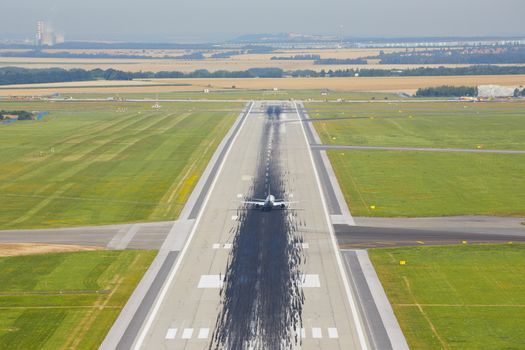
309, 101, 525, 150
328, 150, 525, 217
63, 90, 401, 101
308, 101, 525, 217
0, 101, 240, 229
0, 250, 156, 350
369, 244, 525, 349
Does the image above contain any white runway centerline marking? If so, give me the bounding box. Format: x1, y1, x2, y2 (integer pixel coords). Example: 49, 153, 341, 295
237, 193, 243, 198
165, 328, 177, 339
212, 243, 221, 249
198, 328, 210, 339
181, 328, 193, 339
197, 275, 224, 288
231, 215, 239, 220
300, 328, 306, 339
223, 243, 232, 249
299, 274, 321, 288
312, 327, 323, 339
328, 327, 339, 339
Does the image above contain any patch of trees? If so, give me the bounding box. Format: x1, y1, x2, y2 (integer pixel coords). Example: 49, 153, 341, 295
288, 65, 525, 77
378, 46, 525, 64
415, 86, 478, 97
314, 58, 367, 65
3, 65, 525, 86
0, 110, 34, 120
0, 67, 132, 85
271, 54, 321, 60
210, 51, 242, 59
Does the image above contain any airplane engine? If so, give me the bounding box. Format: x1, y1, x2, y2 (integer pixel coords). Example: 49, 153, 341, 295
280, 204, 286, 209
255, 204, 261, 209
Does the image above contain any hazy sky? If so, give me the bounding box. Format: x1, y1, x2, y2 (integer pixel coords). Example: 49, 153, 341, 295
2, 0, 525, 42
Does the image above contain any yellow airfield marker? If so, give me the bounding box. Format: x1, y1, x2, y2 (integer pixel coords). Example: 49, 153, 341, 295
417, 241, 425, 244
462, 240, 468, 244
370, 205, 376, 210
399, 260, 407, 265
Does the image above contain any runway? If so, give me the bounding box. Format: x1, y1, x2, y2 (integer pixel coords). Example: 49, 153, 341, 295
122, 101, 368, 349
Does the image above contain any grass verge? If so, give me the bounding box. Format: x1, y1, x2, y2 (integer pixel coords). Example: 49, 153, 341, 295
0, 101, 240, 229
369, 244, 525, 349
328, 150, 525, 217
309, 101, 525, 150
0, 250, 156, 349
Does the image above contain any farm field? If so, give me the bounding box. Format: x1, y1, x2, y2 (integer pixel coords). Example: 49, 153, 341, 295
0, 250, 156, 349
0, 101, 241, 229
0, 47, 495, 73
328, 150, 525, 217
309, 101, 525, 150
369, 244, 525, 349
1, 75, 525, 96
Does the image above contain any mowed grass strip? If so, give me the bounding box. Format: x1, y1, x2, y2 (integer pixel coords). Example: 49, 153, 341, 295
0, 250, 156, 350
369, 244, 525, 349
0, 101, 241, 229
309, 101, 525, 150
328, 150, 525, 217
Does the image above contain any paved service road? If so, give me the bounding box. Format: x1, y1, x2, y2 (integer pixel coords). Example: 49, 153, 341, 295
132, 102, 368, 349
311, 144, 525, 154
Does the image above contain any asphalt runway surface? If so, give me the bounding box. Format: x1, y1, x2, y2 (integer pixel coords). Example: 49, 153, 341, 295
130, 101, 367, 349
336, 224, 525, 249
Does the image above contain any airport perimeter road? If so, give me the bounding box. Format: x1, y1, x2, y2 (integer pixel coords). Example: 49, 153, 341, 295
131, 101, 368, 349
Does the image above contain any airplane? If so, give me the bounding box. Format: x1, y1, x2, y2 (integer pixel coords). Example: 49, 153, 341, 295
242, 189, 296, 211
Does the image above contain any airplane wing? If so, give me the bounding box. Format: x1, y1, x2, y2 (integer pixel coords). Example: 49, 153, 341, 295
272, 201, 299, 207
242, 200, 265, 205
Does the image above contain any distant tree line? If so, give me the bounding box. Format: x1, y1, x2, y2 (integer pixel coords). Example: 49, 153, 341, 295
0, 50, 206, 60
378, 46, 525, 64
0, 110, 34, 120
271, 54, 321, 60
415, 86, 478, 97
313, 58, 367, 65
2, 65, 525, 86
210, 51, 242, 59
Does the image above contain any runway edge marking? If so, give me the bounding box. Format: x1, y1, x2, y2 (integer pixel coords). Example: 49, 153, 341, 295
294, 101, 369, 350
131, 101, 254, 350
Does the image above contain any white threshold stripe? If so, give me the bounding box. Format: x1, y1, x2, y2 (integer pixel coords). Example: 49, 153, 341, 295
132, 102, 254, 350
181, 328, 193, 339
198, 275, 225, 288
312, 327, 323, 339
198, 328, 210, 339
168, 327, 336, 340
294, 101, 369, 350
328, 327, 339, 339
198, 274, 319, 288
165, 328, 177, 339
